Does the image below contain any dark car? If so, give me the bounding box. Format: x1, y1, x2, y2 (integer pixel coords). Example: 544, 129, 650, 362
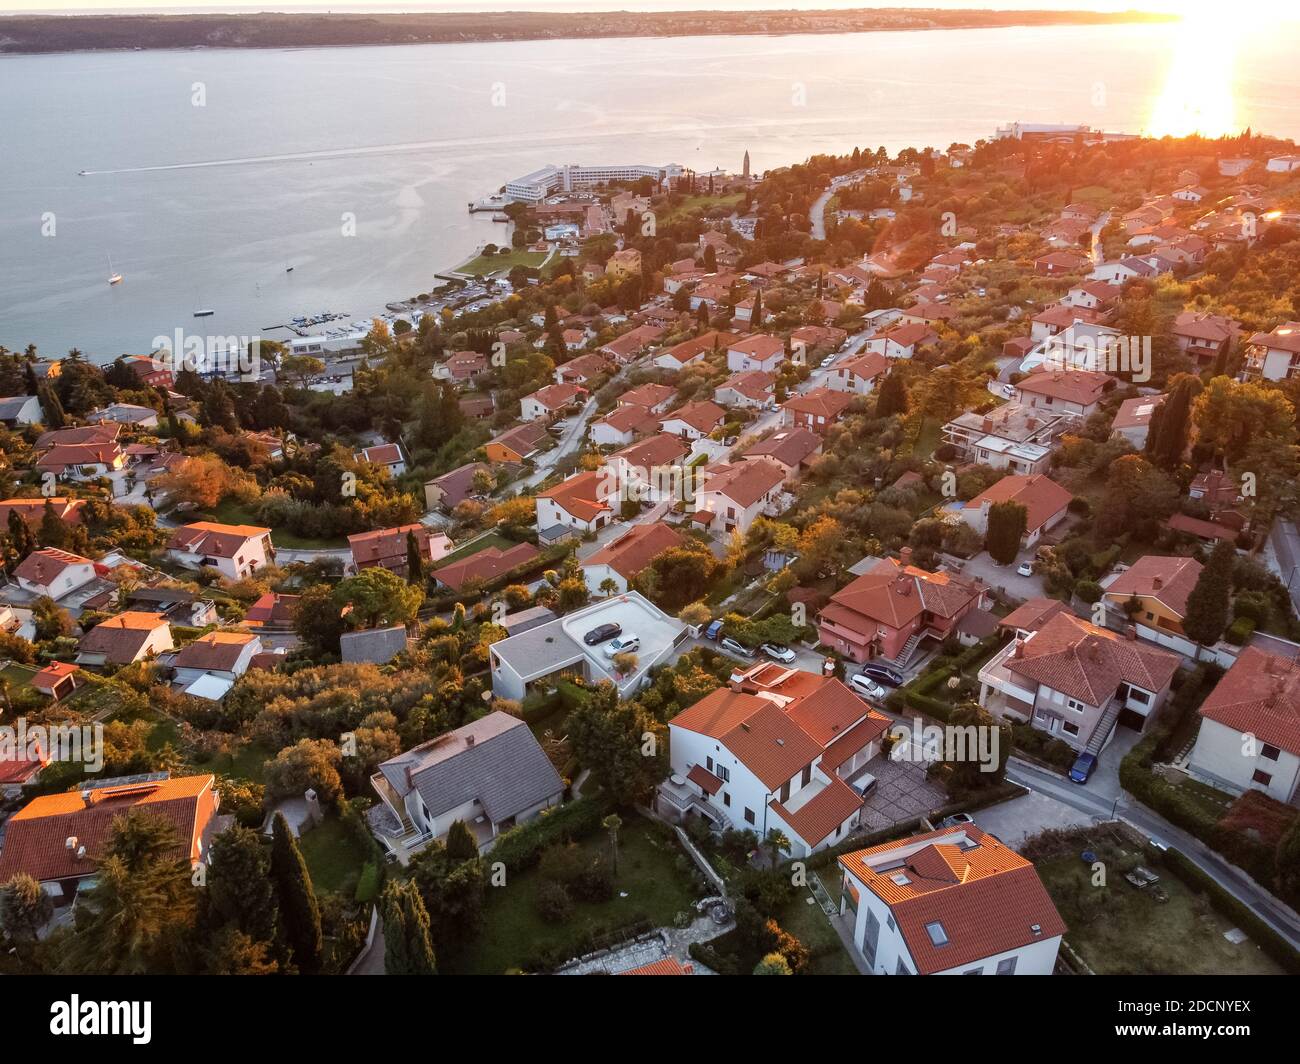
859, 662, 905, 687
583, 622, 622, 646
1069, 752, 1098, 784
704, 620, 724, 641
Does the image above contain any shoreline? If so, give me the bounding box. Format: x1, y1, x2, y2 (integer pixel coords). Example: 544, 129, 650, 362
0, 9, 1179, 57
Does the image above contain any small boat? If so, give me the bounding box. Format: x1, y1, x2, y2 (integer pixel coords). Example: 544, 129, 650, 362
194, 309, 215, 317
78, 170, 87, 176
286, 266, 295, 273
107, 253, 122, 285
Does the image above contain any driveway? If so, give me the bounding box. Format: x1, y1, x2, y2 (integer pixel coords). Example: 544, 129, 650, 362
945, 549, 1044, 602
854, 758, 946, 832
970, 789, 1093, 847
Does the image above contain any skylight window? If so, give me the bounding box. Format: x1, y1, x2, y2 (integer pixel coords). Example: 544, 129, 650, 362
925, 921, 949, 947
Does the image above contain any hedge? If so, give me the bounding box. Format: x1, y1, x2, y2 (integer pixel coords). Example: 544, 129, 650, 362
1162, 848, 1300, 974
488, 796, 610, 874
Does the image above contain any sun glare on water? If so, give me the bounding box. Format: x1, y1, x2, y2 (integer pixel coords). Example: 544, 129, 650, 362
1145, 0, 1294, 138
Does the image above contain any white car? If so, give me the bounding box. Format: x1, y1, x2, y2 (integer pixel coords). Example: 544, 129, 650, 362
848, 673, 887, 701
760, 643, 797, 664
1000, 383, 1016, 398
853, 772, 878, 797
604, 635, 640, 658
1016, 560, 1035, 577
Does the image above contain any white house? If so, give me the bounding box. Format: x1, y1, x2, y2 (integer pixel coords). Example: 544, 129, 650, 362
581, 522, 686, 595
658, 400, 725, 441
659, 666, 890, 857
837, 824, 1065, 975
1244, 322, 1300, 382
1188, 647, 1300, 804
354, 443, 406, 478
960, 473, 1072, 550
0, 395, 43, 427
165, 521, 275, 580
726, 334, 786, 373
692, 459, 787, 536
862, 322, 937, 360
172, 631, 262, 701
825, 351, 890, 396
1266, 155, 1300, 174
13, 548, 97, 600
520, 383, 584, 421
534, 470, 614, 535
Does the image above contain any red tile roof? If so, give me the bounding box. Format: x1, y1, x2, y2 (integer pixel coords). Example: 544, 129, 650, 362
769, 773, 863, 848
964, 473, 1073, 534
1198, 647, 1300, 755
1104, 555, 1202, 618
584, 523, 686, 582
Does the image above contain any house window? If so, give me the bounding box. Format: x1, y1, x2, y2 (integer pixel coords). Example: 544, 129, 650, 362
896, 959, 912, 975
1066, 698, 1085, 714
706, 756, 713, 772
1128, 689, 1151, 706
1252, 770, 1273, 786
996, 956, 1018, 975
886, 914, 895, 931
1261, 744, 1281, 762
801, 765, 812, 788
964, 967, 983, 975
722, 792, 730, 807
716, 765, 730, 783
925, 921, 949, 947
1062, 721, 1080, 737
862, 909, 879, 967
780, 781, 790, 803
744, 807, 755, 825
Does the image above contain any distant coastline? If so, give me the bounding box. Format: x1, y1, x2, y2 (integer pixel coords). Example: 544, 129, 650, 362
0, 8, 1177, 55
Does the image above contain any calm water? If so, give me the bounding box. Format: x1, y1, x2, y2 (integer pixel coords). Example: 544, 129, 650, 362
2, 22, 1299, 359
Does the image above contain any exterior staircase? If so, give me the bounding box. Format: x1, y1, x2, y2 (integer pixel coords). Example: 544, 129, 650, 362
1086, 700, 1123, 756
884, 631, 926, 670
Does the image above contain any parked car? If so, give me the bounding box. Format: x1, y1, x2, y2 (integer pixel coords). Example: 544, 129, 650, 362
859, 662, 905, 687
848, 673, 887, 701
703, 620, 724, 641
1016, 560, 1034, 577
583, 622, 622, 646
760, 643, 796, 664
604, 634, 640, 658
719, 637, 755, 658
940, 812, 975, 829
1069, 752, 1098, 784
1000, 382, 1016, 398
853, 772, 878, 798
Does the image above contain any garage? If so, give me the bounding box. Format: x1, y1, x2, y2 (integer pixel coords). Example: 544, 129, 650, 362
1117, 707, 1147, 732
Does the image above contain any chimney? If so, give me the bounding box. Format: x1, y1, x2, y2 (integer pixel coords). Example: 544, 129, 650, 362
981, 417, 993, 433
1152, 576, 1163, 591
1013, 638, 1025, 659
1124, 625, 1137, 640
81, 790, 93, 808
899, 546, 913, 567
465, 734, 476, 748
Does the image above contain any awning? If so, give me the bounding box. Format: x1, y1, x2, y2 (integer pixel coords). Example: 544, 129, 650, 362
686, 764, 723, 795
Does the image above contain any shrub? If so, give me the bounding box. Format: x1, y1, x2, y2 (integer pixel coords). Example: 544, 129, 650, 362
535, 881, 574, 924
1225, 616, 1256, 645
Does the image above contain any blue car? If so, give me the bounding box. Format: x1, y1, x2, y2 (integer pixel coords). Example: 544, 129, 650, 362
1069, 753, 1098, 784
704, 620, 724, 641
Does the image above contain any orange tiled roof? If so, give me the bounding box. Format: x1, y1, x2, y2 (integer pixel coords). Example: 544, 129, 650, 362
1198, 646, 1300, 755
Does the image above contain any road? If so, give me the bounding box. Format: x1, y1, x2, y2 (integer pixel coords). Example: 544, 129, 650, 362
1269, 519, 1300, 616
809, 187, 834, 241
520, 394, 600, 489
1005, 757, 1300, 951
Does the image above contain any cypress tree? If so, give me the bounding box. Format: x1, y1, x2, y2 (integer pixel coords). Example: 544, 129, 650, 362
405, 531, 424, 586
381, 882, 410, 975
1183, 540, 1235, 648
270, 813, 322, 974
206, 824, 278, 948
751, 289, 763, 328
38, 500, 69, 549
985, 501, 1027, 566
445, 819, 478, 862
7, 510, 34, 562
875, 372, 908, 418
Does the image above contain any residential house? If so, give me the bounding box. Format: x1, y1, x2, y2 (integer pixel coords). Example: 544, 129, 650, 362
354, 443, 406, 478
977, 611, 1179, 750
13, 548, 98, 600
826, 351, 890, 396
1188, 648, 1300, 803
341, 625, 410, 666
781, 388, 855, 434
369, 712, 564, 860
600, 324, 664, 364
818, 554, 987, 667
436, 349, 490, 385
242, 592, 300, 628
589, 403, 661, 448
659, 400, 726, 441
555, 353, 611, 386
173, 631, 262, 700
424, 462, 492, 512
486, 421, 550, 464
0, 498, 85, 529
166, 521, 274, 580
692, 459, 787, 535
36, 439, 125, 480
726, 334, 786, 373
740, 428, 823, 476
520, 382, 584, 421
652, 331, 729, 372
31, 661, 82, 702
837, 824, 1065, 975
124, 354, 175, 389
347, 524, 453, 576
0, 395, 43, 426
714, 370, 777, 410
960, 473, 1073, 550
1063, 281, 1119, 312
1244, 322, 1300, 381
1089, 256, 1160, 286
1109, 394, 1164, 448
1013, 370, 1115, 419
1034, 250, 1091, 276
618, 383, 676, 415
76, 611, 174, 667
582, 522, 687, 595
660, 669, 890, 857
605, 248, 641, 280
1101, 555, 1202, 640
86, 403, 160, 429
431, 542, 539, 592
535, 470, 615, 535
0, 774, 222, 902
941, 404, 1068, 475
1172, 310, 1239, 363
602, 433, 691, 505
862, 322, 938, 360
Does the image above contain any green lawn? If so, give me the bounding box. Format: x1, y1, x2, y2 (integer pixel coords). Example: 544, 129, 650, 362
1036, 841, 1286, 975
0, 662, 38, 697
658, 191, 745, 224
448, 818, 700, 975
299, 817, 371, 898
908, 417, 943, 459
780, 889, 858, 975
454, 248, 548, 277
433, 531, 517, 568
205, 740, 276, 783
211, 500, 347, 550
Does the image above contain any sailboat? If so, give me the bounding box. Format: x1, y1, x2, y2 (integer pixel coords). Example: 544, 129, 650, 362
107, 254, 123, 286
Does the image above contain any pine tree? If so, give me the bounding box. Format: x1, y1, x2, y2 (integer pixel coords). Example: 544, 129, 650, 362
206, 824, 277, 948
270, 813, 322, 973
1183, 540, 1235, 648
382, 880, 437, 975
7, 510, 34, 563
445, 819, 478, 862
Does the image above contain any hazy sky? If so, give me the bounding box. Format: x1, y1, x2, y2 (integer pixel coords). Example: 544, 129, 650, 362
0, 1, 1249, 16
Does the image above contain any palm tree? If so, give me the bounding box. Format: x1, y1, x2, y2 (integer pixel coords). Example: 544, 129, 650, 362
765, 828, 791, 868
602, 813, 623, 874
598, 577, 619, 598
